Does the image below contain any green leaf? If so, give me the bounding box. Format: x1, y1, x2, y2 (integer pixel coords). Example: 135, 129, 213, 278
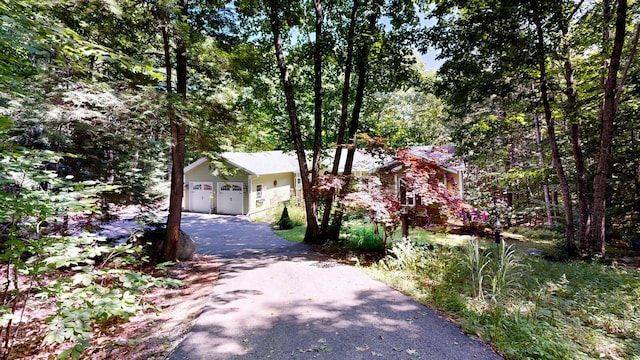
0, 115, 12, 131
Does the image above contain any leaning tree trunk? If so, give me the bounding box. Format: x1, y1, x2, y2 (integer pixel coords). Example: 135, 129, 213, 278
268, 0, 321, 242
163, 0, 189, 261
590, 0, 628, 256
534, 15, 577, 255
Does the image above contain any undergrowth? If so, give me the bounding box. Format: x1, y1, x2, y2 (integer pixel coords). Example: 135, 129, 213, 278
364, 235, 640, 360
0, 149, 183, 359
341, 221, 385, 252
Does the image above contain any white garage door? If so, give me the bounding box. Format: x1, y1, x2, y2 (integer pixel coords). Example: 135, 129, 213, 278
217, 182, 244, 215
189, 182, 213, 213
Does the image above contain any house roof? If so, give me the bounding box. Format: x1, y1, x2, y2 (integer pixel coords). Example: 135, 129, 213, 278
321, 148, 389, 173
221, 151, 300, 175
184, 151, 299, 176
381, 145, 465, 173
408, 146, 456, 165
184, 148, 392, 177
183, 157, 209, 173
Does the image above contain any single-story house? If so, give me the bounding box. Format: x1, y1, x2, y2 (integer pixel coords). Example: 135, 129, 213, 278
182, 146, 463, 217
182, 149, 383, 217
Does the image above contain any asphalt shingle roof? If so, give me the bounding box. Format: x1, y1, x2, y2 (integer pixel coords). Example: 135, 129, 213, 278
185, 149, 390, 176
221, 151, 299, 175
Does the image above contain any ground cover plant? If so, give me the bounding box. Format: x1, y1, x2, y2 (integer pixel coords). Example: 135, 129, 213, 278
0, 144, 190, 359
276, 224, 640, 360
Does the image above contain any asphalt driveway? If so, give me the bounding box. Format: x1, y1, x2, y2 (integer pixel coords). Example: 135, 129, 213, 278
169, 213, 503, 360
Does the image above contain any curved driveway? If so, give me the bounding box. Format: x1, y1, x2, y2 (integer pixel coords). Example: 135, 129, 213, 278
170, 213, 503, 360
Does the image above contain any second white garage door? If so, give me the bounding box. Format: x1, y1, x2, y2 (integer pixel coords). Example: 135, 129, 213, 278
217, 182, 244, 215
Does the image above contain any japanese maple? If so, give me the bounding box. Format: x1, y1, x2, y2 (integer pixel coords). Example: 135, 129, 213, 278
341, 149, 486, 250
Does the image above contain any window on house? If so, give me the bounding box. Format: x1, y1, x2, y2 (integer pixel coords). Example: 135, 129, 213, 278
256, 184, 263, 200
405, 192, 416, 207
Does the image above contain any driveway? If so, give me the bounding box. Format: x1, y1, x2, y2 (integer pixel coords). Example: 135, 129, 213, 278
170, 213, 503, 360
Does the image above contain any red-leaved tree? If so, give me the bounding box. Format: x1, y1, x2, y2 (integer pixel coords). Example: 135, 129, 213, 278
341, 149, 485, 250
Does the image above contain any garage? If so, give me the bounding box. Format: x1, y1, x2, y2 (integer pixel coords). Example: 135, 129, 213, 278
189, 182, 213, 213
217, 182, 244, 215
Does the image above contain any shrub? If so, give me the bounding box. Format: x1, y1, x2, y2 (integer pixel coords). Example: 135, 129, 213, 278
344, 224, 384, 252
381, 237, 429, 273
339, 221, 387, 252
277, 206, 294, 230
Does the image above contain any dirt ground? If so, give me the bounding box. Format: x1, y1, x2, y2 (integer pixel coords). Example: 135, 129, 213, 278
7, 254, 220, 360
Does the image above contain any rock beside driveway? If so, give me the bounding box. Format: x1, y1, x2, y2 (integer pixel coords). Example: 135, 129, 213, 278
140, 227, 196, 261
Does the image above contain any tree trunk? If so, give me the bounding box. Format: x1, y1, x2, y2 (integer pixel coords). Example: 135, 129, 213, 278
590, 0, 628, 256
163, 0, 189, 261
327, 1, 381, 237
308, 0, 325, 241
320, 0, 358, 239
268, 1, 321, 242
563, 45, 590, 249
534, 16, 577, 255
533, 113, 553, 226
310, 0, 323, 193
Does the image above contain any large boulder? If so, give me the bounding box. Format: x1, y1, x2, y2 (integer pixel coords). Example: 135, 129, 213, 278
137, 227, 196, 261
174, 230, 196, 261
153, 230, 195, 261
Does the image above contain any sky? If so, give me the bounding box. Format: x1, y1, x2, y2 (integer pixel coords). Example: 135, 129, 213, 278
417, 12, 442, 71
419, 50, 443, 72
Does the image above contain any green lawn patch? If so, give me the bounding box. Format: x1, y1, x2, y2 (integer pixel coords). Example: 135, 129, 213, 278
273, 226, 306, 243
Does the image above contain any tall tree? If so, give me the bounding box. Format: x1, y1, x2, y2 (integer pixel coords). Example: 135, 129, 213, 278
532, 1, 576, 254
428, 0, 640, 256
267, 0, 323, 241
590, 0, 633, 255
256, 0, 423, 243
160, 0, 190, 261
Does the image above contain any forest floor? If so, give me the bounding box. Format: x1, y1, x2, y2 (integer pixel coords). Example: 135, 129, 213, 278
9, 254, 220, 360
4, 203, 223, 360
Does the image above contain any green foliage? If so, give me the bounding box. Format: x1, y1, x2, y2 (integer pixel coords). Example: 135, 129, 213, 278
277, 206, 294, 230
341, 221, 386, 252
365, 232, 640, 360
489, 243, 520, 300
0, 147, 182, 359
364, 84, 451, 149
462, 239, 520, 301
268, 202, 305, 229
42, 242, 183, 358
380, 237, 430, 273
463, 239, 491, 300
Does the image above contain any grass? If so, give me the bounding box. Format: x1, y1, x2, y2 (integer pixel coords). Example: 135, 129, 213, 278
340, 220, 385, 252
274, 221, 640, 360
273, 225, 305, 243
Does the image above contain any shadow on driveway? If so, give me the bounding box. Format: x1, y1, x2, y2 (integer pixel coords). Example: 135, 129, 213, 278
170, 213, 503, 360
